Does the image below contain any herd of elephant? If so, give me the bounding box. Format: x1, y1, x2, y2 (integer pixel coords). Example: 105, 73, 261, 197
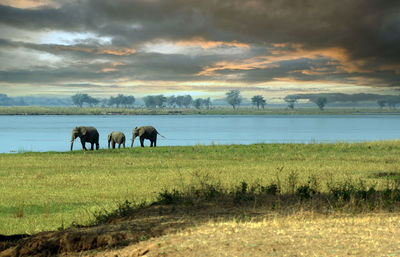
70, 126, 164, 151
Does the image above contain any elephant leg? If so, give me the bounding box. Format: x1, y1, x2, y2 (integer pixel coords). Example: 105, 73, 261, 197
140, 137, 144, 147
112, 141, 116, 149
90, 143, 94, 150
154, 135, 157, 147
118, 143, 121, 149
96, 142, 99, 150
123, 142, 125, 148
80, 138, 87, 150
150, 140, 153, 147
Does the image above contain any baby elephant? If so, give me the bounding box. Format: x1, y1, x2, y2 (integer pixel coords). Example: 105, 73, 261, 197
108, 131, 126, 149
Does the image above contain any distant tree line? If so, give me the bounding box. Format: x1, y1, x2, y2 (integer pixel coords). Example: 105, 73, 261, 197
0, 94, 26, 106
225, 90, 267, 110
284, 94, 329, 110
108, 94, 136, 108
1, 94, 73, 106
71, 93, 213, 109
143, 94, 211, 109
6, 91, 399, 110
71, 93, 135, 108
71, 93, 99, 107
284, 93, 400, 110
376, 97, 400, 109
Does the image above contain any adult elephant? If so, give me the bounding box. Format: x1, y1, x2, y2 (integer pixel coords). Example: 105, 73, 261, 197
131, 126, 164, 147
108, 131, 126, 149
70, 126, 99, 151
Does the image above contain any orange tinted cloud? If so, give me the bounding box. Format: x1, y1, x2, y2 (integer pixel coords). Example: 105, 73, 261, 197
100, 62, 126, 73
175, 37, 250, 49
379, 64, 400, 74
198, 44, 370, 77
96, 48, 136, 56
273, 44, 373, 73
55, 45, 136, 56
0, 0, 53, 8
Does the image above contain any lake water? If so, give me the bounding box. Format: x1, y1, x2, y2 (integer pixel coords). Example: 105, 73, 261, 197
0, 115, 399, 153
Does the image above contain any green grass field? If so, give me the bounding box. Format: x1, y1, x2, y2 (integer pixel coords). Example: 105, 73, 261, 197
1, 106, 400, 115
1, 142, 400, 235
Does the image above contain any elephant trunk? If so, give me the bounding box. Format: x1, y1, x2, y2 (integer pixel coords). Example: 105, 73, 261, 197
70, 136, 76, 151
131, 137, 135, 147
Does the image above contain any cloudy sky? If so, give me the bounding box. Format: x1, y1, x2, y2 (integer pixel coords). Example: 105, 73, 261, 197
0, 0, 399, 101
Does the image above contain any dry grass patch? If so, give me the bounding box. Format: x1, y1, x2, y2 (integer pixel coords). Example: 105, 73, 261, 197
90, 212, 400, 257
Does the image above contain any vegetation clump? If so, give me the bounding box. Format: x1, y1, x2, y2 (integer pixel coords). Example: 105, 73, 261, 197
91, 175, 400, 225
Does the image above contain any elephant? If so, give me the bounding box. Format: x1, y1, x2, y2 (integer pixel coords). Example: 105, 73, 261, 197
108, 131, 126, 149
70, 126, 99, 151
131, 126, 164, 147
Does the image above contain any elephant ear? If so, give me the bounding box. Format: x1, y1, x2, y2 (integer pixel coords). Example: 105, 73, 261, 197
80, 127, 87, 136
139, 128, 145, 137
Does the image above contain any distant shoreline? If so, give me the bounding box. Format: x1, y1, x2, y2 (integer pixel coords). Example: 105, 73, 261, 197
1, 106, 400, 115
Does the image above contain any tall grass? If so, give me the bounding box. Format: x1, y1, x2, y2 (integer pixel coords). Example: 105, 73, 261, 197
0, 142, 400, 234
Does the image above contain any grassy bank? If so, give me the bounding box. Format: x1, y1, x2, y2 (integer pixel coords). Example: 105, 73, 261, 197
1, 142, 400, 235
1, 106, 400, 115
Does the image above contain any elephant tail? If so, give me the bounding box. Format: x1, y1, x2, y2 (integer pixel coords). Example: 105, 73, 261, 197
157, 131, 165, 138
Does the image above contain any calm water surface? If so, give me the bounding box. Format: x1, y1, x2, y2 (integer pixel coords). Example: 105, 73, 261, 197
0, 115, 399, 153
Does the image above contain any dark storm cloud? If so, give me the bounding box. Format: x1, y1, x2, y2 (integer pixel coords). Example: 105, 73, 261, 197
0, 0, 215, 45
0, 44, 207, 84
1, 0, 399, 58
0, 68, 106, 84
0, 0, 399, 89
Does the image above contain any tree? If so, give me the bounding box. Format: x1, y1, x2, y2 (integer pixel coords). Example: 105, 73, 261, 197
260, 98, 266, 110
377, 100, 386, 109
108, 95, 122, 108
193, 98, 203, 109
0, 94, 15, 106
72, 93, 89, 107
182, 95, 193, 108
251, 95, 266, 110
108, 96, 116, 107
203, 97, 211, 109
313, 96, 328, 110
167, 95, 177, 107
143, 95, 166, 108
115, 94, 125, 108
100, 98, 108, 107
143, 95, 156, 108
86, 96, 99, 107
154, 95, 167, 108
226, 90, 242, 110
284, 95, 298, 110
124, 95, 136, 108
386, 96, 400, 109
71, 93, 100, 107
175, 95, 184, 108
108, 94, 135, 108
